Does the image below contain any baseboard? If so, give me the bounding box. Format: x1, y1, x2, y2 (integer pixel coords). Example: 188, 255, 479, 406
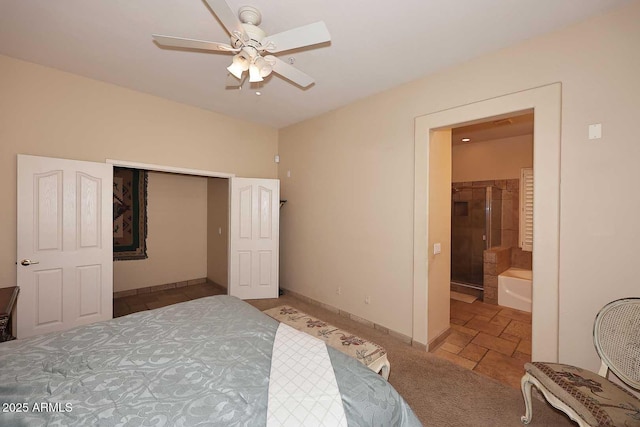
206, 278, 227, 290
113, 277, 208, 299
427, 327, 452, 351
282, 288, 414, 346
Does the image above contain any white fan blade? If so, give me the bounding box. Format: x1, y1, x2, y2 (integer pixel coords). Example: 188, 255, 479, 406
263, 21, 330, 53
203, 0, 248, 41
266, 55, 314, 88
152, 34, 235, 52
225, 72, 246, 88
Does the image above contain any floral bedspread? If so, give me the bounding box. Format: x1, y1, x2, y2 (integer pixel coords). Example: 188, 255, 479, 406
0, 295, 421, 426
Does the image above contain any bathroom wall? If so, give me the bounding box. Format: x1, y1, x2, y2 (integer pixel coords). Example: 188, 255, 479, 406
483, 247, 511, 304
452, 135, 533, 182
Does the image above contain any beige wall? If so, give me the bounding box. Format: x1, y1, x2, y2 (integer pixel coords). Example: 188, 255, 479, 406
207, 177, 229, 287
114, 172, 207, 291
278, 1, 640, 370
427, 130, 452, 343
0, 55, 278, 288
452, 135, 533, 182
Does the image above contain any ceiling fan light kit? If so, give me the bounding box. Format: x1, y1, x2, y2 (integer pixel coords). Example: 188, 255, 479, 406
152, 0, 331, 89
255, 57, 273, 77
249, 63, 263, 83
227, 51, 250, 79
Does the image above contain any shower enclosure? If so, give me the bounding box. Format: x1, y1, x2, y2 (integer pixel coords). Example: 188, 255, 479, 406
451, 185, 502, 290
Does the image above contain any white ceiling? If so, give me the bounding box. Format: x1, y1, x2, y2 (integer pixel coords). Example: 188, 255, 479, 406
0, 0, 630, 128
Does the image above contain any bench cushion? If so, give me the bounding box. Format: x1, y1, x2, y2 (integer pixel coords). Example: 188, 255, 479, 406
264, 306, 390, 379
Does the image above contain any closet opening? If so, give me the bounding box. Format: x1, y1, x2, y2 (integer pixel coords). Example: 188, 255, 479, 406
108, 160, 233, 316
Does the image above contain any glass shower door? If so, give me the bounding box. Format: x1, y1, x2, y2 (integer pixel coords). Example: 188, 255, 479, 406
451, 185, 501, 289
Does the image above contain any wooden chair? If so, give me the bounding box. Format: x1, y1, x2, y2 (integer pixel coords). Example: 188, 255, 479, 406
521, 298, 640, 426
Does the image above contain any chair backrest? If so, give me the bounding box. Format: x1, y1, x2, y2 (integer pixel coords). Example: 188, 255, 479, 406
593, 297, 640, 390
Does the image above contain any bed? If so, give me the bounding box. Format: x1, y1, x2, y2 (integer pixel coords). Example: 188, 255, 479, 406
0, 295, 421, 426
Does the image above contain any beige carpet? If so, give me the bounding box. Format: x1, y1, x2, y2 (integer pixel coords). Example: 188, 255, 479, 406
248, 293, 574, 427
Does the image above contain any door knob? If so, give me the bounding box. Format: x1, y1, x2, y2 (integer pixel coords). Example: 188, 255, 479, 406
20, 259, 40, 266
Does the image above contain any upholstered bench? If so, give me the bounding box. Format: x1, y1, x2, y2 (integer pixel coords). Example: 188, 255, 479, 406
264, 305, 390, 380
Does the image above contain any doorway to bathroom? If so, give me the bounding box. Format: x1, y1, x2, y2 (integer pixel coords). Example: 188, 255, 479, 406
439, 112, 535, 388
413, 83, 561, 374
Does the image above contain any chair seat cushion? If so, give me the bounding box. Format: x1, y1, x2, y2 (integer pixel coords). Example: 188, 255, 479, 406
525, 362, 640, 427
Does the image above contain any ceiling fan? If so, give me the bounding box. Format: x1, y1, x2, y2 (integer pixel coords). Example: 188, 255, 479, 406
152, 0, 331, 88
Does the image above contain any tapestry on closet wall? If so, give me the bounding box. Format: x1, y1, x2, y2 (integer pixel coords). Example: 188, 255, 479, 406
113, 167, 148, 261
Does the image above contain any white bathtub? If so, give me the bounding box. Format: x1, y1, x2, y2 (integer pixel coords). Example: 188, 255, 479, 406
498, 268, 532, 312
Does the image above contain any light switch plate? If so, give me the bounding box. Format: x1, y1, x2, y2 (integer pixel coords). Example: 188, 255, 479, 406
434, 243, 441, 255
588, 123, 602, 140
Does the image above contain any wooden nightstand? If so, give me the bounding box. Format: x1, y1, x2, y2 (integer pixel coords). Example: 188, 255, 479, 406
0, 286, 19, 342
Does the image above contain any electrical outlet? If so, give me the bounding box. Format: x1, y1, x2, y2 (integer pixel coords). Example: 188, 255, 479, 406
336, 286, 341, 295
365, 296, 371, 304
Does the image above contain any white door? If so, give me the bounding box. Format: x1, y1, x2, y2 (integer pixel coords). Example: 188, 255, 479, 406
229, 178, 279, 299
17, 154, 113, 339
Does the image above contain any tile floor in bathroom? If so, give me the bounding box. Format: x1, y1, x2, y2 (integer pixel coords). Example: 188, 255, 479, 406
431, 298, 532, 389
